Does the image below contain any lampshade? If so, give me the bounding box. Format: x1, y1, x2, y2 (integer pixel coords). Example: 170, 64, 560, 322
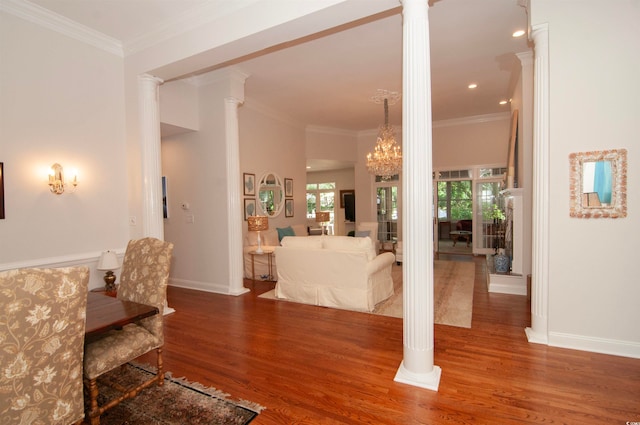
247, 215, 268, 232
97, 251, 120, 271
315, 211, 330, 223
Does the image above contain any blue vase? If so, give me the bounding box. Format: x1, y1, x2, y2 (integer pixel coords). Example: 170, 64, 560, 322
494, 251, 510, 273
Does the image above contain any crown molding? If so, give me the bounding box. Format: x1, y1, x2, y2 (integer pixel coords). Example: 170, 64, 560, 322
433, 112, 510, 128
306, 125, 358, 138
123, 0, 259, 55
1, 0, 123, 56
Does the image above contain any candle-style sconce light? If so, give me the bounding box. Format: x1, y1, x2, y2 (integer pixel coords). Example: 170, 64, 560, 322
48, 163, 78, 195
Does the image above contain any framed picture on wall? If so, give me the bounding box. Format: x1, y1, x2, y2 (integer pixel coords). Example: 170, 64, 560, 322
340, 189, 355, 208
162, 176, 169, 219
243, 173, 255, 196
244, 198, 256, 221
284, 178, 293, 198
285, 199, 294, 217
0, 162, 5, 220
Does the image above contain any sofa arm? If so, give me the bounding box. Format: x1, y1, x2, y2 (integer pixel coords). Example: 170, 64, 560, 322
366, 252, 395, 275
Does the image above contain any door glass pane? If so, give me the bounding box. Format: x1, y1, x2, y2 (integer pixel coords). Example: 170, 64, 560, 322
377, 186, 398, 243
477, 181, 503, 251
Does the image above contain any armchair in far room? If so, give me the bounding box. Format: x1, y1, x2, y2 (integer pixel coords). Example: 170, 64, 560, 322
0, 266, 90, 425
356, 221, 381, 252
83, 237, 174, 425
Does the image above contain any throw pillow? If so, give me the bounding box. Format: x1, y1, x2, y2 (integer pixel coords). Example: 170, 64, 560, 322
277, 226, 296, 242
354, 230, 370, 238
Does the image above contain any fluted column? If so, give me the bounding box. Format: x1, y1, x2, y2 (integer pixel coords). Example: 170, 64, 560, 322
525, 24, 550, 344
225, 96, 249, 296
394, 0, 441, 391
138, 74, 165, 240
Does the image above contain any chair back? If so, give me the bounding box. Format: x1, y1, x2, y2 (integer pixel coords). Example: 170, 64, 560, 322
117, 237, 174, 343
0, 267, 89, 425
357, 221, 380, 242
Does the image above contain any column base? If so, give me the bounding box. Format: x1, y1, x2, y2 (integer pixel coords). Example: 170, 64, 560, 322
394, 361, 441, 391
525, 326, 548, 344
229, 286, 250, 296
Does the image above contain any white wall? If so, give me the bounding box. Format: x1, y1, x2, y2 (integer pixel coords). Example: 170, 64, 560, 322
0, 11, 128, 289
531, 0, 640, 356
239, 100, 307, 239
433, 114, 511, 169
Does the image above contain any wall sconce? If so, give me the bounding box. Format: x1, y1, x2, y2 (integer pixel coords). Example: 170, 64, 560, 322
48, 163, 78, 194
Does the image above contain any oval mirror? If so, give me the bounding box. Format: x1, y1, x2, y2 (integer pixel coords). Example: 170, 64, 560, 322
257, 172, 284, 217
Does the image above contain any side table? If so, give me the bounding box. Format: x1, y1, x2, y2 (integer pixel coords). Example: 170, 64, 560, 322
249, 249, 274, 283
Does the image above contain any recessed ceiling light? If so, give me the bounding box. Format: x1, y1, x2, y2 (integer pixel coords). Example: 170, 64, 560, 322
499, 100, 508, 105
512, 30, 525, 38
468, 83, 478, 89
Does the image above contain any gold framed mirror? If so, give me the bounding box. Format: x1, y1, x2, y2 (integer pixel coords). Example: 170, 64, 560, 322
569, 148, 627, 218
257, 172, 284, 217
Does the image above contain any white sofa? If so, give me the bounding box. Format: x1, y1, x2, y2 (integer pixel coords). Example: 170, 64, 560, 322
274, 235, 395, 312
243, 223, 307, 280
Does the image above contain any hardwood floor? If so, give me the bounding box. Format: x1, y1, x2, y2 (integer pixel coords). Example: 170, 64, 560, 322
139, 254, 640, 424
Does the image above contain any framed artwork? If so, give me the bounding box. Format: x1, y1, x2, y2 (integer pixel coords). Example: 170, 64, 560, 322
285, 199, 294, 217
244, 198, 256, 220
340, 189, 355, 208
284, 178, 293, 198
0, 162, 4, 220
162, 176, 169, 219
243, 173, 255, 196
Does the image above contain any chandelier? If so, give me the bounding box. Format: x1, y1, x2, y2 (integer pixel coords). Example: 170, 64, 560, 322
366, 89, 402, 180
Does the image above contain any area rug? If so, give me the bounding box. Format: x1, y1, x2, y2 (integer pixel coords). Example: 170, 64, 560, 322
259, 260, 475, 328
92, 363, 263, 425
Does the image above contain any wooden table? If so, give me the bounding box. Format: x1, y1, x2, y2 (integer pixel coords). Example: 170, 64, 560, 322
449, 230, 472, 247
85, 292, 159, 339
249, 249, 274, 283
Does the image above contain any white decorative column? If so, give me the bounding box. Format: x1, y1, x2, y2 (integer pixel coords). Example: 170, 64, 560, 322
139, 73, 174, 315
138, 74, 165, 240
525, 24, 550, 344
394, 0, 441, 391
224, 69, 250, 296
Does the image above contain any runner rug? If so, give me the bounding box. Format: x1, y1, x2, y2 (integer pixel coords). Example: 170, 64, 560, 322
93, 363, 263, 425
259, 260, 475, 328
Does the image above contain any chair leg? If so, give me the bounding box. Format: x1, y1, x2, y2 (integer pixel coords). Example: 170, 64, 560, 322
156, 347, 164, 386
87, 378, 101, 425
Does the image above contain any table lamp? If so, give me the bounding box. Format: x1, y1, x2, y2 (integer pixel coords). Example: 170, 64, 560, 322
97, 250, 120, 293
247, 215, 269, 254
316, 211, 330, 235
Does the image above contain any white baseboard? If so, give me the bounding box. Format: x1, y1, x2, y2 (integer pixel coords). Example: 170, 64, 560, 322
169, 278, 245, 296
487, 273, 527, 295
549, 331, 640, 359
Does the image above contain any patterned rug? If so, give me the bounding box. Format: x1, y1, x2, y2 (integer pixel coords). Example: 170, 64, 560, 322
374, 260, 475, 328
259, 260, 475, 328
92, 363, 263, 425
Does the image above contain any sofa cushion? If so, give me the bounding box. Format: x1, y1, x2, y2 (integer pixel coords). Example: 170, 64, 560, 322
322, 236, 377, 260
281, 236, 323, 249
355, 230, 370, 238
277, 226, 296, 242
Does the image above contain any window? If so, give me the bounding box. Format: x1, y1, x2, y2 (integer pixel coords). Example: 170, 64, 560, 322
437, 180, 472, 220
306, 182, 336, 224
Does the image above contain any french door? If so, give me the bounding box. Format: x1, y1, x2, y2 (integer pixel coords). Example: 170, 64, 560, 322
475, 179, 504, 255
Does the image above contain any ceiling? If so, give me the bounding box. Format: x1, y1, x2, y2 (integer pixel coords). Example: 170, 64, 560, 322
27, 0, 530, 170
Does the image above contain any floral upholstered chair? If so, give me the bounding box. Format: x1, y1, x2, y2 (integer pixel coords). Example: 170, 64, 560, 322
83, 237, 173, 425
0, 267, 89, 425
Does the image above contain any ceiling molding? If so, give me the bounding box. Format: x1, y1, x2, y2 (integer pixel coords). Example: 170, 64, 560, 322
1, 0, 123, 56
305, 125, 358, 138
122, 0, 259, 56
433, 112, 511, 129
